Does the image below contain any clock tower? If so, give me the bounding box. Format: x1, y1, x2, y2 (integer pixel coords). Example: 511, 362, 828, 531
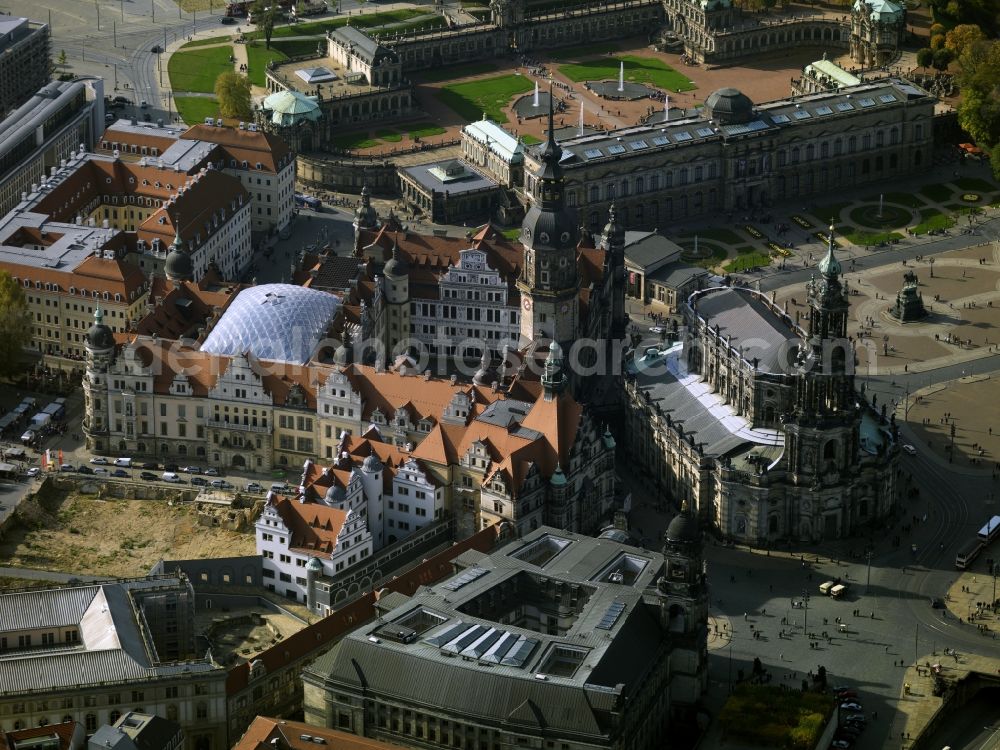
517, 91, 579, 347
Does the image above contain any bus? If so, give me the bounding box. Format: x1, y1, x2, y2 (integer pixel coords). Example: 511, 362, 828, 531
294, 193, 322, 211
955, 539, 984, 570
977, 515, 1000, 544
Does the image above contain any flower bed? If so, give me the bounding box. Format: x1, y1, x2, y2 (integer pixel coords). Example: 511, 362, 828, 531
744, 224, 765, 240
791, 215, 813, 229
962, 193, 980, 202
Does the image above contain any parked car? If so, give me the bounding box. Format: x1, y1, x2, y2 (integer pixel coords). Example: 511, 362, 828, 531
60, 463, 75, 472
836, 689, 858, 700
211, 479, 234, 489
204, 467, 220, 476
930, 597, 945, 609
161, 471, 182, 483
840, 702, 863, 712
113, 457, 133, 467
220, 15, 237, 24
77, 466, 94, 475
90, 456, 109, 464
140, 471, 158, 481
181, 465, 202, 474
112, 95, 130, 105
830, 741, 852, 750
246, 482, 264, 493
191, 477, 208, 486
843, 714, 866, 725
93, 467, 109, 475
141, 461, 158, 469
649, 326, 665, 335
111, 469, 129, 478
902, 444, 916, 455
26, 467, 40, 477
163, 463, 179, 472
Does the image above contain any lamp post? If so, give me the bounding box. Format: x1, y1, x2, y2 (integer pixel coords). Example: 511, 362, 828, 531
865, 548, 872, 594
727, 628, 735, 693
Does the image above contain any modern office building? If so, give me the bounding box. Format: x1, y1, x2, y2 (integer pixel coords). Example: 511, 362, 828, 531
0, 15, 51, 116
0, 78, 104, 217
302, 523, 708, 748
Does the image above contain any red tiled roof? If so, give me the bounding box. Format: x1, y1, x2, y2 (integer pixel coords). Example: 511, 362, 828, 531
234, 717, 403, 750
274, 497, 348, 558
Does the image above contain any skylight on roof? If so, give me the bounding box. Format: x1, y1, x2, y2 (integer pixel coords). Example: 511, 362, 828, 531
500, 636, 538, 667
652, 135, 670, 145
858, 97, 876, 107
836, 102, 854, 111
696, 127, 714, 137
630, 140, 648, 150
771, 114, 791, 124
879, 93, 897, 103
596, 600, 627, 630
673, 131, 692, 142
815, 106, 833, 115
441, 567, 488, 592
583, 148, 603, 160
608, 144, 626, 155
793, 110, 811, 119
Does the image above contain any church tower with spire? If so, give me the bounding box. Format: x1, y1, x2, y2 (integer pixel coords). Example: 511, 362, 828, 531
784, 226, 862, 533
516, 92, 579, 347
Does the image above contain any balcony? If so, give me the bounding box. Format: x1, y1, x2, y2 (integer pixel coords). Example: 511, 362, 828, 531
206, 418, 270, 434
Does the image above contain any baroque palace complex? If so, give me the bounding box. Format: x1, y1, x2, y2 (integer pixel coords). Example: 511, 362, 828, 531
75, 94, 899, 550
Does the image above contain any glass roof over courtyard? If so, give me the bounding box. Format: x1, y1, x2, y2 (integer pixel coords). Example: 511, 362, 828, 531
200, 283, 340, 364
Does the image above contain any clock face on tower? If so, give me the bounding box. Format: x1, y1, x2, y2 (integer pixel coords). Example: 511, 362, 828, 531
523, 298, 532, 311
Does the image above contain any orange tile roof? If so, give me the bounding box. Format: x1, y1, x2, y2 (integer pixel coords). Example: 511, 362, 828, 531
273, 497, 348, 558
136, 272, 244, 340
3, 254, 147, 300
181, 124, 292, 173
234, 717, 404, 750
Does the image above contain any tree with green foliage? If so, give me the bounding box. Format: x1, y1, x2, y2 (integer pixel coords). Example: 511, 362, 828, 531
930, 34, 946, 50
0, 270, 31, 377
261, 4, 277, 49
956, 40, 1000, 146
58, 49, 67, 66
990, 146, 1000, 181
214, 71, 252, 119
916, 47, 934, 68
933, 47, 955, 70
946, 24, 985, 56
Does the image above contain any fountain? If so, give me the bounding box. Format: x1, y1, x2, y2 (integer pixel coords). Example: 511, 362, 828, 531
618, 62, 625, 93
579, 105, 584, 136
533, 81, 539, 108
665, 93, 669, 122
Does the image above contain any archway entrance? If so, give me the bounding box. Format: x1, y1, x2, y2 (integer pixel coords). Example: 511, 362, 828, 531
232, 454, 246, 468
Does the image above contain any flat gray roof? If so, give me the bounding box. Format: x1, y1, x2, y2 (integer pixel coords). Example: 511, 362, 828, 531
545, 78, 933, 169
308, 527, 667, 733
402, 161, 497, 196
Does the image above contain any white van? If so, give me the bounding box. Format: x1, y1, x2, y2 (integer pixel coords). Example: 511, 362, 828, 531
819, 581, 835, 595
830, 584, 847, 598
114, 457, 133, 468
161, 471, 181, 483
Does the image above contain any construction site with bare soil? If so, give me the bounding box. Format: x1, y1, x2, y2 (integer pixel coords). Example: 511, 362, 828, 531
0, 479, 259, 579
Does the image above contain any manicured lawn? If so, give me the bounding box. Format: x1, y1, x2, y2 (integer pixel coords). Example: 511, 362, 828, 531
953, 177, 998, 192
270, 38, 326, 59
724, 252, 772, 272
521, 134, 541, 145
376, 129, 403, 142
437, 74, 533, 123
332, 132, 381, 150
918, 183, 953, 202
390, 17, 448, 34
173, 96, 219, 125
180, 36, 231, 49
876, 192, 925, 208
418, 62, 497, 83
249, 9, 430, 40
558, 55, 695, 92
407, 123, 447, 138
844, 229, 904, 245
548, 42, 620, 60
733, 245, 756, 255
168, 45, 233, 93
810, 201, 851, 224
246, 44, 288, 87
911, 210, 956, 235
